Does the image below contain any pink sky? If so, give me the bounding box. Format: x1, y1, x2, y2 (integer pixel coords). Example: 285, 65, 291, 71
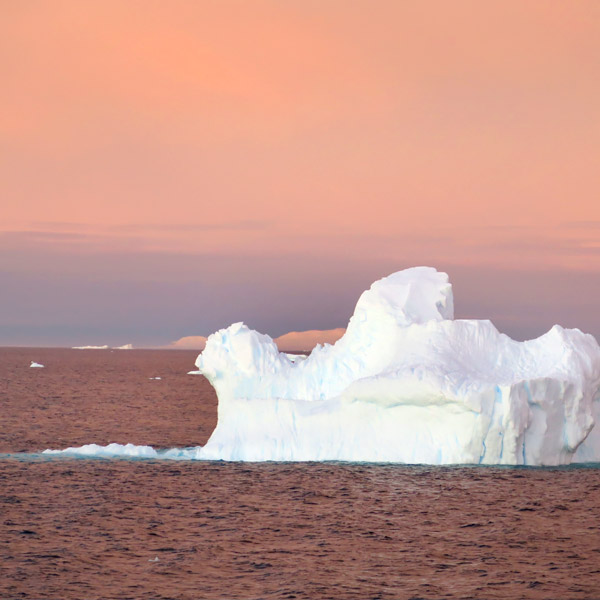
1, 1, 599, 346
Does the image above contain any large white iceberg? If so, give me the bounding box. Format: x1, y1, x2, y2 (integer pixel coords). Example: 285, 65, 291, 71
196, 267, 600, 465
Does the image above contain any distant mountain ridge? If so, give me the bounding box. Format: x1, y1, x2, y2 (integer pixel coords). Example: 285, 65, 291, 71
167, 328, 345, 353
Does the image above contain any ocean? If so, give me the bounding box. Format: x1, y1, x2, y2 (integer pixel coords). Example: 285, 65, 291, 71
1, 347, 599, 599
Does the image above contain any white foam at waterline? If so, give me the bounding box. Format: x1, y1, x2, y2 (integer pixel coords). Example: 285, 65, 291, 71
42, 443, 204, 460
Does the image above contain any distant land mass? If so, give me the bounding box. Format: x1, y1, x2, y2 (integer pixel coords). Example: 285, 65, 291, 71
167, 328, 346, 353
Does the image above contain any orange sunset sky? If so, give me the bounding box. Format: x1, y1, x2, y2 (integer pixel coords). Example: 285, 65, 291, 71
1, 1, 599, 346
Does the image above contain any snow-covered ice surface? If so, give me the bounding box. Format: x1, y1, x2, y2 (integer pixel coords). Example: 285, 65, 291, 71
45, 267, 600, 465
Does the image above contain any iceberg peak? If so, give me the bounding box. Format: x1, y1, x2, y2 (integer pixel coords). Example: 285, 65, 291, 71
351, 266, 453, 327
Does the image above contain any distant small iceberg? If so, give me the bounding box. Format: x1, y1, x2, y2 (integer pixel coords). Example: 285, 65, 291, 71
72, 345, 109, 350
72, 343, 133, 350
30, 361, 44, 368
149, 376, 162, 380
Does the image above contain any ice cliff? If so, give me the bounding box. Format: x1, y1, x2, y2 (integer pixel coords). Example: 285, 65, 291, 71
196, 267, 600, 465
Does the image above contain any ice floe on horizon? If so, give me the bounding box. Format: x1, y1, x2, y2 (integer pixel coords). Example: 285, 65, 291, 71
72, 345, 110, 350
72, 343, 134, 350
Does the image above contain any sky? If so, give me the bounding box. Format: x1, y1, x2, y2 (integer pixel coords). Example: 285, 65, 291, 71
1, 1, 599, 347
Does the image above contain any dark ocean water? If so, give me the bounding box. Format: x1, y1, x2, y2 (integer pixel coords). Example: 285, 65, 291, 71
1, 347, 600, 600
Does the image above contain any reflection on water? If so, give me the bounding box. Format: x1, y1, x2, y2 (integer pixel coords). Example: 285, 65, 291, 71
1, 348, 600, 599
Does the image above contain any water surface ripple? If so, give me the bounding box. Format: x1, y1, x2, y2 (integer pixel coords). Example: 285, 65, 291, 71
1, 348, 599, 599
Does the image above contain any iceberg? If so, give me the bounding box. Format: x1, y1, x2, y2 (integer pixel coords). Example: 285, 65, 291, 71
29, 361, 44, 368
72, 345, 109, 350
195, 267, 600, 465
